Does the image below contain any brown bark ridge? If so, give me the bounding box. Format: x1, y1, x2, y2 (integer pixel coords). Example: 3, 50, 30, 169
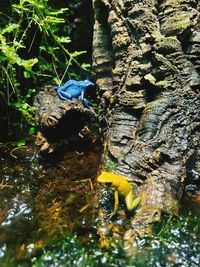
34, 85, 98, 154
93, 0, 200, 253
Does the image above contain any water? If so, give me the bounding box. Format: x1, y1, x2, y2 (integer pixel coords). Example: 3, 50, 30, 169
0, 140, 199, 267
0, 139, 101, 266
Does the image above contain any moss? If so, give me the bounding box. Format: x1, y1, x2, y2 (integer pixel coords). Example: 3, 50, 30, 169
172, 15, 191, 30
154, 53, 178, 72
105, 159, 117, 172
161, 12, 192, 36
30, 211, 200, 267
154, 36, 181, 54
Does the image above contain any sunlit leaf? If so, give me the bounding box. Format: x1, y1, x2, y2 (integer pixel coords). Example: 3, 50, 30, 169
2, 23, 19, 34
47, 8, 68, 16
56, 36, 71, 44
12, 4, 30, 13
81, 63, 91, 69
28, 127, 35, 135
11, 139, 26, 147
21, 58, 38, 71
45, 16, 65, 24
23, 71, 31, 79
71, 51, 87, 57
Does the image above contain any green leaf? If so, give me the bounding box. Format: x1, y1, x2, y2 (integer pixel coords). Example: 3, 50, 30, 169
47, 8, 68, 16
21, 58, 38, 71
0, 55, 7, 62
13, 40, 25, 49
12, 4, 30, 13
55, 36, 71, 44
2, 23, 19, 34
11, 139, 26, 147
1, 45, 19, 63
23, 71, 31, 78
81, 63, 91, 70
45, 16, 65, 24
71, 51, 87, 57
17, 140, 26, 147
28, 127, 35, 135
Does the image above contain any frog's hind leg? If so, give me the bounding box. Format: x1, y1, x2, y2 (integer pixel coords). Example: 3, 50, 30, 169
125, 191, 141, 211
56, 90, 65, 100
56, 91, 72, 100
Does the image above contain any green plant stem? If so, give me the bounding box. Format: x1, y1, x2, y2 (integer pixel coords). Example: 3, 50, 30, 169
59, 57, 72, 86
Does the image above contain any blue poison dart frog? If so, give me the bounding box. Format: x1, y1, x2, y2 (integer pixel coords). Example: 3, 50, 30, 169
54, 79, 94, 108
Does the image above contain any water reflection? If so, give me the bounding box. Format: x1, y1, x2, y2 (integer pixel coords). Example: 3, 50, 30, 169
0, 142, 199, 266
0, 141, 101, 265
1, 201, 31, 226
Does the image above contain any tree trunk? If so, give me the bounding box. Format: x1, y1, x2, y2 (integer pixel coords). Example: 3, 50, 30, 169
93, 0, 200, 253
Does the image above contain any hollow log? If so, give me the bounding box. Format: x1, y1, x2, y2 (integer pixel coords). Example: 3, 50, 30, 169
34, 85, 98, 154
93, 0, 200, 253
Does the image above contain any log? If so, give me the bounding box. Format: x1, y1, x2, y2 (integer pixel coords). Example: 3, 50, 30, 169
34, 85, 98, 154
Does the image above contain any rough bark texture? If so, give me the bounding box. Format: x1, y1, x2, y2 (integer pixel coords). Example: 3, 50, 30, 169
93, 0, 200, 253
34, 86, 98, 153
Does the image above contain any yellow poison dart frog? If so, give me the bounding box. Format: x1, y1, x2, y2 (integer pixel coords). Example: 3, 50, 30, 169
97, 171, 141, 215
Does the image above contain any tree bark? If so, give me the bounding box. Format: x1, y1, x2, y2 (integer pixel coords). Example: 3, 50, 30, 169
93, 0, 200, 253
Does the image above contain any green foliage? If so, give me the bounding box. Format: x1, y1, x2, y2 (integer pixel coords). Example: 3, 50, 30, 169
31, 213, 200, 267
0, 0, 93, 128
105, 158, 117, 172
10, 139, 26, 147
32, 235, 126, 267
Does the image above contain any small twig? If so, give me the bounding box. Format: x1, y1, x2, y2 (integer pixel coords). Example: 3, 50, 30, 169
59, 57, 72, 86
38, 174, 45, 179
10, 146, 27, 159
59, 165, 70, 172
75, 151, 84, 156
79, 203, 89, 213
74, 178, 94, 191
28, 27, 39, 53
2, 66, 15, 94
0, 143, 9, 148
52, 59, 61, 82
0, 179, 13, 189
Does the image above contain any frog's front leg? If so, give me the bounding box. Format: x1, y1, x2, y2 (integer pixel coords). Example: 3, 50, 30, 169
80, 90, 84, 101
57, 90, 72, 100
107, 190, 119, 219
125, 190, 141, 211
79, 90, 91, 108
